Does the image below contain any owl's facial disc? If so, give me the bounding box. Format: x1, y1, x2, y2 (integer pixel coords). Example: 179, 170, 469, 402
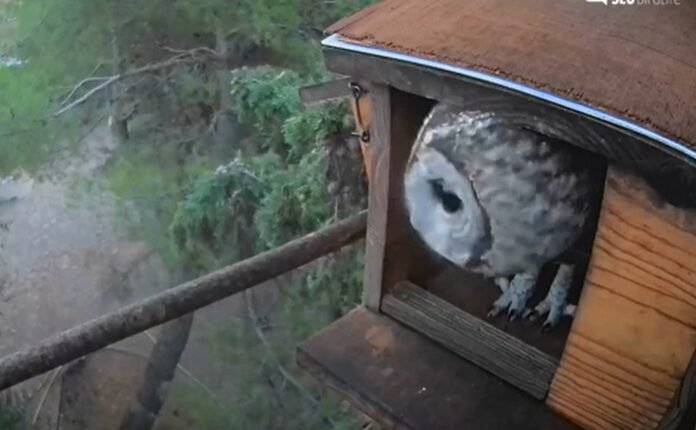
404, 149, 488, 268
428, 179, 463, 213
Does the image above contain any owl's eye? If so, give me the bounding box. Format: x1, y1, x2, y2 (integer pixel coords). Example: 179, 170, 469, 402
429, 179, 462, 213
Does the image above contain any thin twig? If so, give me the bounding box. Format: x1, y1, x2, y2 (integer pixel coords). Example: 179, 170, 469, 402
161, 45, 219, 57
53, 76, 120, 116
244, 289, 338, 429
59, 62, 107, 106
54, 49, 220, 117
104, 345, 221, 404
31, 365, 63, 425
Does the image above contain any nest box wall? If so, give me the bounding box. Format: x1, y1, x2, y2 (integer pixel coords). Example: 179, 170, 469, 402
346, 83, 696, 429
548, 167, 696, 430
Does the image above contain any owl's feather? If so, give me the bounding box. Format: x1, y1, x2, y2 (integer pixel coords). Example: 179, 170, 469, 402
405, 103, 596, 277
404, 102, 601, 328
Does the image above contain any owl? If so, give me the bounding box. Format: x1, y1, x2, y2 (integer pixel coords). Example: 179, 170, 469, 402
403, 102, 600, 329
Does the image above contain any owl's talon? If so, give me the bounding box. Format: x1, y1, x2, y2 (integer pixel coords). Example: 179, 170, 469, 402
488, 271, 536, 322
532, 264, 575, 331
541, 322, 554, 333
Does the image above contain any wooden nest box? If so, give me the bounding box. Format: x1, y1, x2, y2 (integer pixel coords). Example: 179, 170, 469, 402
297, 1, 696, 429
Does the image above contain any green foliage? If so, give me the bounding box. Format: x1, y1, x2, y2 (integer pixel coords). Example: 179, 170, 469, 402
231, 66, 348, 159
283, 103, 347, 160
4, 0, 374, 427
169, 157, 262, 265
101, 142, 211, 270
166, 65, 365, 428
171, 65, 353, 266
281, 248, 364, 342
252, 150, 331, 248
230, 67, 304, 149
2, 0, 370, 176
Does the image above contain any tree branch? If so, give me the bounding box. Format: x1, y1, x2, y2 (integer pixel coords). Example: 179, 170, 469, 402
58, 62, 107, 106
0, 211, 366, 391
244, 288, 338, 429
53, 48, 221, 117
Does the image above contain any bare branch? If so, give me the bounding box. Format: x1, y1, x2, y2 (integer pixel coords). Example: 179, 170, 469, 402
53, 76, 120, 116
59, 62, 107, 106
31, 366, 63, 425
161, 45, 219, 57
53, 49, 221, 117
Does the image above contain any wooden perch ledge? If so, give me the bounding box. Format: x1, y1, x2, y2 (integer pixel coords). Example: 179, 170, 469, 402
0, 210, 367, 391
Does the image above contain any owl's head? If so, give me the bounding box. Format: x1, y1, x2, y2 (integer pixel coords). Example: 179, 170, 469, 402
403, 128, 489, 270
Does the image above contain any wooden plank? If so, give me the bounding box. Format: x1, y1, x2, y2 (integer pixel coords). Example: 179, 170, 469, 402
297, 307, 579, 430
298, 77, 352, 105
361, 85, 438, 310
361, 83, 390, 310
424, 266, 573, 360
382, 282, 558, 400
323, 47, 696, 196
547, 166, 696, 430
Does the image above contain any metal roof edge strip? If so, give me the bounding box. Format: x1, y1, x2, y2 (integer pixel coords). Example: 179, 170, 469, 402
322, 33, 696, 162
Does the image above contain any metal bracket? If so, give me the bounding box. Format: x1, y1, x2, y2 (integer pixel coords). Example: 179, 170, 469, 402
349, 82, 370, 144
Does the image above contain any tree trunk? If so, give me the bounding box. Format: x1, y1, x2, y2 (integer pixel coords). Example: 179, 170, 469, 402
108, 12, 130, 145
118, 314, 194, 430
213, 25, 240, 148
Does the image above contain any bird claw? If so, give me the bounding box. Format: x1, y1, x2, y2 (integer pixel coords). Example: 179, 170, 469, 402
541, 321, 554, 333
527, 264, 577, 331
487, 272, 535, 321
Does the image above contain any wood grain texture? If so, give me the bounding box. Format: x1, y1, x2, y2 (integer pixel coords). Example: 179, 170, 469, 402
299, 77, 352, 105
424, 266, 573, 360
383, 282, 558, 400
325, 0, 696, 152
547, 166, 696, 430
348, 90, 373, 183
361, 85, 438, 310
297, 307, 579, 430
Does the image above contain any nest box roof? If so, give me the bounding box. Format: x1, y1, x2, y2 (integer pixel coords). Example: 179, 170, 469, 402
324, 0, 696, 158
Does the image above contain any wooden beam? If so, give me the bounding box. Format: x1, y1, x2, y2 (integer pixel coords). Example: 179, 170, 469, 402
547, 166, 696, 430
382, 282, 558, 400
361, 85, 437, 310
0, 210, 367, 391
297, 306, 578, 430
298, 77, 353, 106
323, 47, 696, 177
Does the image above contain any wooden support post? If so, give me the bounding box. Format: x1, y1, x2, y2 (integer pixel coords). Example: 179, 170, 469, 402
547, 166, 696, 430
0, 210, 367, 391
361, 85, 436, 310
